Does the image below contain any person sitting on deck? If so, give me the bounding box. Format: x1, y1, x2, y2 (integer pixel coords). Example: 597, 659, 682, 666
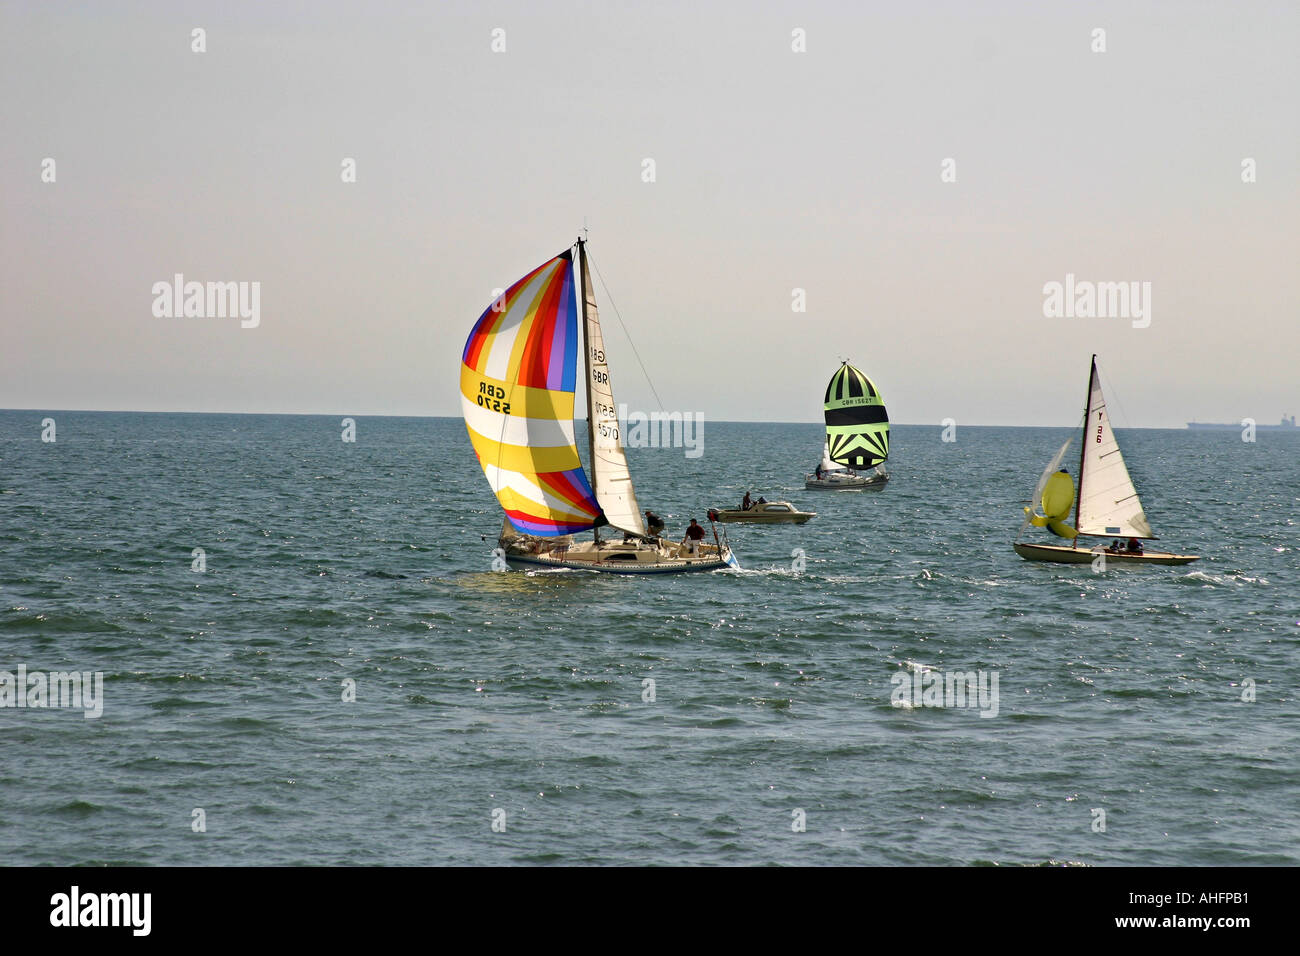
1126, 537, 1143, 555
1110, 539, 1123, 553
742, 492, 753, 511
682, 518, 705, 556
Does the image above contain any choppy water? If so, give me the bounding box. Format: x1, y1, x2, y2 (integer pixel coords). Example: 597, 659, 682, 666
1, 410, 1296, 865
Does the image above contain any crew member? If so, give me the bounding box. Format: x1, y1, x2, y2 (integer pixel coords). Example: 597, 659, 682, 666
682, 518, 705, 556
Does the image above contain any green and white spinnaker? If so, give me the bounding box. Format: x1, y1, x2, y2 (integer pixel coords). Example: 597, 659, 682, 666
823, 362, 889, 469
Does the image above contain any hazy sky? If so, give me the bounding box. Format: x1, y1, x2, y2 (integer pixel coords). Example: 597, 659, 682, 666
2, 0, 1296, 426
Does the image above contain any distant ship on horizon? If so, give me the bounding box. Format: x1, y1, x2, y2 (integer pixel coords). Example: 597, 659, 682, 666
1187, 415, 1297, 430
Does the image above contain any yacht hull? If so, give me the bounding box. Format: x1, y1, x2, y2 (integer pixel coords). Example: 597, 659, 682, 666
505, 553, 733, 574
804, 474, 888, 490
502, 537, 737, 574
1013, 542, 1199, 565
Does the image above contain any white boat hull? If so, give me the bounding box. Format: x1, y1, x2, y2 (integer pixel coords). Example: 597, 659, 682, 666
502, 536, 738, 574
713, 501, 815, 523
804, 473, 888, 490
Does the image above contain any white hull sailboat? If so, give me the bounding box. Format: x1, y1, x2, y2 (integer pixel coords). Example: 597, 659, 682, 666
1014, 355, 1199, 566
804, 442, 888, 490
461, 238, 738, 574
498, 532, 733, 574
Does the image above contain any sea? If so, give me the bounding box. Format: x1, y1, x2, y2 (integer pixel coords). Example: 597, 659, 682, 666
1, 410, 1296, 866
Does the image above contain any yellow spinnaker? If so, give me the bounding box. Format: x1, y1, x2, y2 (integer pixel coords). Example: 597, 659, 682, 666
1026, 470, 1077, 539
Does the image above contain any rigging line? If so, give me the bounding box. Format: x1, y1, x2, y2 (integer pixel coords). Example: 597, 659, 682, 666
588, 253, 666, 413
1097, 361, 1149, 485
1099, 362, 1136, 434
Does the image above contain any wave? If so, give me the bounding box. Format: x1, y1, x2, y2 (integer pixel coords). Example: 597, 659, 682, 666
1176, 569, 1268, 587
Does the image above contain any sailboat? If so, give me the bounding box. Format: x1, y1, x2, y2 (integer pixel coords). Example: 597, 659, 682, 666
1013, 355, 1199, 565
460, 238, 738, 574
804, 362, 889, 489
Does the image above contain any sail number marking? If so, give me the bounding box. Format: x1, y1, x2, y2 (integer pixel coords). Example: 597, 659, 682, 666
477, 382, 511, 415
594, 400, 618, 440
592, 370, 609, 385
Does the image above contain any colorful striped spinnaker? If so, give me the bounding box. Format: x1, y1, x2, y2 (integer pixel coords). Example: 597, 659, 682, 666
824, 362, 890, 469
461, 249, 606, 536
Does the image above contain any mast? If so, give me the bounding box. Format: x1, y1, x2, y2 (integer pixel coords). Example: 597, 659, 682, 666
577, 236, 600, 545
1072, 354, 1096, 546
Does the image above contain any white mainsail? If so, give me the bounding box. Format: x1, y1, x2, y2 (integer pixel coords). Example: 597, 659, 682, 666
819, 442, 837, 472
579, 244, 646, 536
1076, 361, 1152, 538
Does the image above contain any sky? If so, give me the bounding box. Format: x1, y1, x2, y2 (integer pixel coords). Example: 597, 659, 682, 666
2, 0, 1296, 427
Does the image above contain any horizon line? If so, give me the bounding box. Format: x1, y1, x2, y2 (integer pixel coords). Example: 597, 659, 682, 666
1, 407, 1272, 430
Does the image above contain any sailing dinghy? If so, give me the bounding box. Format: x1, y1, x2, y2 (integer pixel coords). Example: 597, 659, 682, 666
804, 362, 889, 489
461, 238, 738, 574
1013, 355, 1199, 566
